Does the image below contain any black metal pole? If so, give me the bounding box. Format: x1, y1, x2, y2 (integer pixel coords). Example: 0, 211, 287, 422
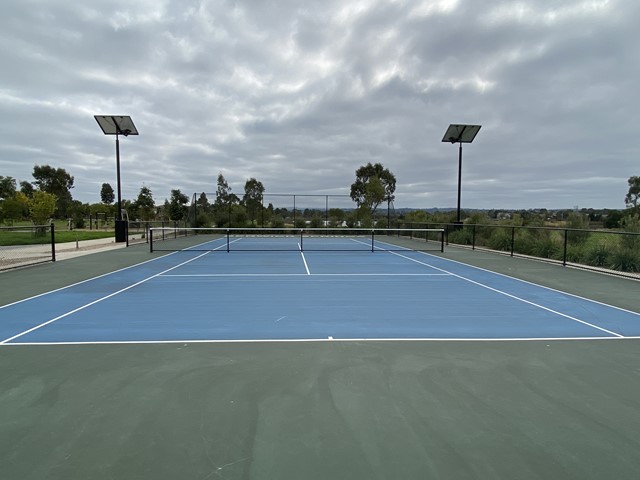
116, 131, 122, 221
50, 223, 56, 262
325, 195, 328, 228
456, 142, 462, 224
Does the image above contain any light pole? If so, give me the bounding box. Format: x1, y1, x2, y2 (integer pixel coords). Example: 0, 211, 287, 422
95, 115, 139, 242
442, 124, 481, 225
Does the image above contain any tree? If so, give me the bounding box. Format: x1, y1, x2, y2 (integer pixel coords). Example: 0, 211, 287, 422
20, 181, 34, 198
328, 208, 345, 226
101, 183, 115, 205
134, 186, 155, 221
625, 176, 640, 211
196, 192, 210, 209
215, 173, 239, 205
168, 189, 189, 221
349, 162, 396, 216
193, 192, 212, 227
243, 178, 265, 226
29, 191, 57, 225
1, 192, 29, 225
0, 176, 16, 200
32, 165, 74, 217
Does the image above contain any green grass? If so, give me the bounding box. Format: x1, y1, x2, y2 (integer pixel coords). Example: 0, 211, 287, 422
0, 229, 114, 246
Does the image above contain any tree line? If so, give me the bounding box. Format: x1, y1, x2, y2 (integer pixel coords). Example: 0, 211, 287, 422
0, 165, 194, 227
1, 164, 638, 231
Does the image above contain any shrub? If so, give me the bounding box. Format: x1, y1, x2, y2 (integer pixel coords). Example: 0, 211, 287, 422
533, 237, 560, 259
564, 243, 585, 263
610, 248, 640, 273
584, 244, 611, 267
448, 227, 473, 246
270, 215, 285, 228
487, 228, 513, 252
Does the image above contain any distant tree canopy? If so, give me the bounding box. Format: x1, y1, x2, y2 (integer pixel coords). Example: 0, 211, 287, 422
626, 176, 640, 211
168, 189, 189, 221
29, 191, 57, 225
134, 186, 155, 221
100, 183, 115, 205
32, 165, 74, 217
0, 176, 17, 200
350, 162, 396, 215
243, 177, 265, 225
20, 181, 34, 198
215, 173, 239, 205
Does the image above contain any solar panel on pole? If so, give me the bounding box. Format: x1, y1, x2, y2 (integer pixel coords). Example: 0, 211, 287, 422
442, 124, 481, 225
94, 115, 139, 243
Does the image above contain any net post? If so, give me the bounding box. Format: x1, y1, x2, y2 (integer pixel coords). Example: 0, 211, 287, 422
371, 229, 375, 252
150, 228, 154, 252
226, 229, 230, 253
440, 229, 444, 252
50, 223, 56, 262
563, 229, 568, 266
300, 228, 304, 251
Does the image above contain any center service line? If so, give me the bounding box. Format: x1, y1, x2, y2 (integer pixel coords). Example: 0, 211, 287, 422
298, 243, 311, 275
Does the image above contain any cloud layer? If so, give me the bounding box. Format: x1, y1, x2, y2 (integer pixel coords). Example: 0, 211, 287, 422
1, 0, 638, 210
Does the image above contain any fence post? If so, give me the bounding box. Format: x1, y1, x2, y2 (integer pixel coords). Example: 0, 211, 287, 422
50, 223, 56, 262
472, 225, 476, 250
563, 230, 568, 266
510, 227, 515, 257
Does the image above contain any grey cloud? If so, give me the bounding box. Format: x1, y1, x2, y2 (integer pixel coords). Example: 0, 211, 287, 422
1, 0, 638, 209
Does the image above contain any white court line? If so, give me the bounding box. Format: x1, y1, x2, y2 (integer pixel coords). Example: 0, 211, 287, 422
373, 237, 640, 319
0, 235, 228, 311
419, 247, 640, 318
0, 251, 179, 311
160, 273, 450, 277
298, 243, 311, 275
4, 336, 640, 346
376, 246, 624, 338
0, 251, 212, 344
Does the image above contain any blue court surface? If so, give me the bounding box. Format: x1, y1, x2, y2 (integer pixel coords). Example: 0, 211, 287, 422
2, 242, 640, 345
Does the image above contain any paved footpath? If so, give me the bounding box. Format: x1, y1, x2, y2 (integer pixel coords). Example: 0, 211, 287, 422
54, 237, 128, 261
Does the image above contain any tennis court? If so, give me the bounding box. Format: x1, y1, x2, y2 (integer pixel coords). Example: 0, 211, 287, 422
1, 232, 640, 479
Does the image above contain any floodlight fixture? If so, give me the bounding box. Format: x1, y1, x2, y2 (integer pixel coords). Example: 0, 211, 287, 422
442, 124, 481, 224
94, 115, 139, 243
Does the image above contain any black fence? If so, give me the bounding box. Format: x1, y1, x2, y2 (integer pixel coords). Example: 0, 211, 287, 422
398, 222, 640, 278
128, 220, 190, 245
0, 224, 56, 271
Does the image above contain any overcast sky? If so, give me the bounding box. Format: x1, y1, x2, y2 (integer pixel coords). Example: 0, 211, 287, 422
1, 0, 638, 211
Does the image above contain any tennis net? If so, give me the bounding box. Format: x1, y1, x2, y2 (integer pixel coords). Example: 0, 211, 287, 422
149, 227, 445, 253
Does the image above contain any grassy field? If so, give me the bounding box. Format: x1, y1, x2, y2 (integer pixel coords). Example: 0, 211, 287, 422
0, 228, 114, 246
